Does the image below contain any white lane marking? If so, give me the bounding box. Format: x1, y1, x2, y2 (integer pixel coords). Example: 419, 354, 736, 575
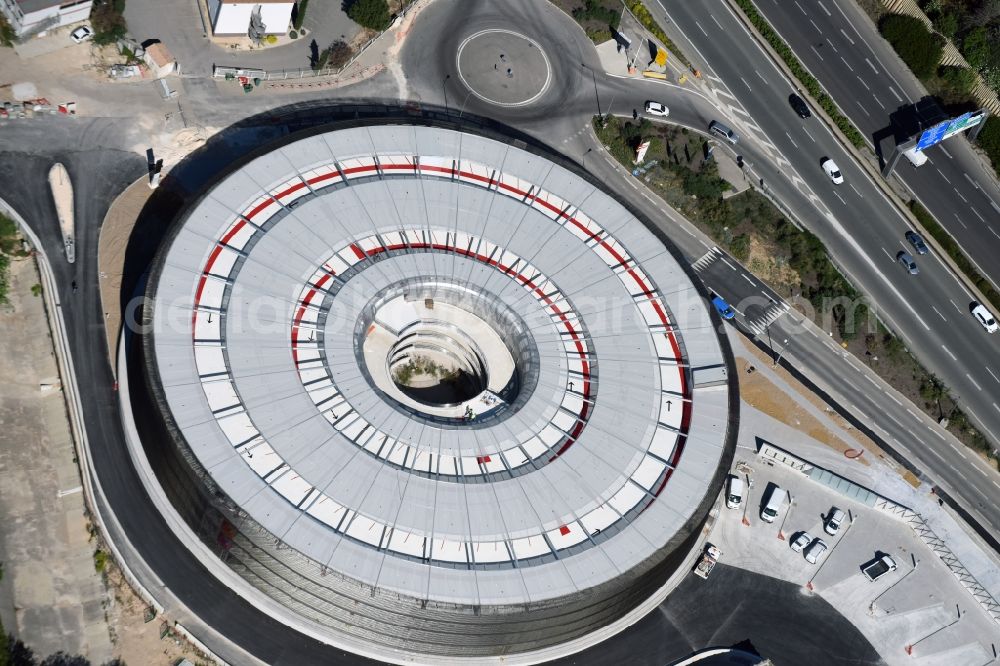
940, 145, 953, 159
711, 14, 724, 30
839, 28, 855, 45
953, 445, 968, 459
864, 57, 878, 73
849, 183, 862, 198
755, 69, 768, 83
885, 392, 902, 406
930, 305, 946, 321
817, 0, 831, 15
963, 172, 979, 189
954, 212, 967, 229
856, 101, 870, 117
856, 76, 870, 91
810, 45, 825, 61
695, 20, 708, 36
905, 408, 918, 419
885, 412, 903, 427
810, 19, 822, 32
872, 95, 886, 110
936, 168, 951, 184
966, 373, 982, 391
950, 299, 961, 312
975, 466, 988, 477
987, 368, 999, 383
988, 226, 1000, 240
993, 480, 1000, 489
954, 188, 968, 203
840, 56, 854, 72
794, 0, 808, 14
881, 247, 892, 259
802, 127, 816, 143
720, 256, 737, 271
785, 131, 798, 149
994, 402, 1000, 413
740, 77, 752, 91
971, 207, 985, 222
993, 201, 1000, 214
888, 86, 903, 102
864, 375, 878, 387
742, 274, 757, 286
834, 190, 846, 205
941, 345, 957, 361
829, 42, 838, 53
926, 426, 945, 441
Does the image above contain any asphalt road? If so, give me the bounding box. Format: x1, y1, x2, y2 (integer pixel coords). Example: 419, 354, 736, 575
751, 0, 1000, 294
0, 0, 995, 663
645, 0, 1000, 547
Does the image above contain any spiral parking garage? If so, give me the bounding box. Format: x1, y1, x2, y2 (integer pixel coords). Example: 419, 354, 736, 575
141, 123, 737, 660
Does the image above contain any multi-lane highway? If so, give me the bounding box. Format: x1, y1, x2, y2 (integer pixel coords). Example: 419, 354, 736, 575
641, 0, 1000, 541
752, 0, 1000, 291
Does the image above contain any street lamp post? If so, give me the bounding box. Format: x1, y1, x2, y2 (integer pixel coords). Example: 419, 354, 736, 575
773, 338, 790, 367
583, 147, 593, 170
582, 62, 601, 120
443, 74, 450, 112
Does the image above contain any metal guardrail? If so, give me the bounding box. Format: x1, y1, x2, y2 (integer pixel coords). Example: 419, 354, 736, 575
758, 441, 1000, 623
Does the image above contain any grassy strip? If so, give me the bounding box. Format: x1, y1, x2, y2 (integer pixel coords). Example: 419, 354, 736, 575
909, 200, 1000, 313
0, 212, 30, 305
732, 0, 867, 149
622, 1, 692, 69
594, 115, 997, 467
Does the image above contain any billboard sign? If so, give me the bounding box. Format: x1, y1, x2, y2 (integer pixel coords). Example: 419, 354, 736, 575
917, 111, 986, 150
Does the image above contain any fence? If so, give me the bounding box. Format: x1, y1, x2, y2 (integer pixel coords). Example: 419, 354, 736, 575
881, 0, 1000, 114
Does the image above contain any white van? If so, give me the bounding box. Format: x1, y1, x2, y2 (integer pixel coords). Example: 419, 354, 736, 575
725, 475, 744, 510
903, 146, 928, 167
760, 486, 787, 523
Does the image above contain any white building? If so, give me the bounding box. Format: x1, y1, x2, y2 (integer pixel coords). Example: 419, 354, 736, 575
0, 0, 92, 38
208, 0, 292, 36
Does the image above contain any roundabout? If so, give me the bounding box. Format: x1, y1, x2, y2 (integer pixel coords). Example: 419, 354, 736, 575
455, 29, 553, 107
141, 122, 737, 660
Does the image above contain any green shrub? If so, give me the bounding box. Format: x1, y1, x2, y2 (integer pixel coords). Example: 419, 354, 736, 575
573, 0, 619, 29
938, 65, 976, 95
960, 26, 991, 71
347, 0, 391, 30
0, 14, 14, 47
93, 549, 109, 573
585, 28, 613, 44
977, 115, 1000, 179
289, 30, 298, 39
878, 14, 942, 80
293, 0, 309, 31
929, 10, 958, 40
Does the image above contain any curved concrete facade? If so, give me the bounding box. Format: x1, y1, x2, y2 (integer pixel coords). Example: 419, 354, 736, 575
140, 123, 737, 658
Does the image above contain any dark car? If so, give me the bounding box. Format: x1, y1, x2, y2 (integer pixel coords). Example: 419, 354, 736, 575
712, 295, 736, 319
905, 230, 929, 255
789, 93, 811, 118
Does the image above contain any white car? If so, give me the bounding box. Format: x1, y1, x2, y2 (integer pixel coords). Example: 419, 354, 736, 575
70, 26, 93, 43
804, 538, 828, 564
824, 508, 845, 535
821, 157, 844, 184
644, 101, 669, 117
790, 531, 812, 553
972, 302, 999, 333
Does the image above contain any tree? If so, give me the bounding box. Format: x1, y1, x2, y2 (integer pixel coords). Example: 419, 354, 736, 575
292, 0, 309, 31
325, 40, 352, 70
938, 65, 977, 95
346, 0, 391, 30
90, 0, 128, 45
878, 13, 943, 80
0, 13, 15, 47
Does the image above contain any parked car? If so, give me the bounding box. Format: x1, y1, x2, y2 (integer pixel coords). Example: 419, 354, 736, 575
712, 295, 736, 320
821, 157, 844, 184
790, 531, 812, 553
824, 507, 846, 535
896, 251, 919, 275
862, 554, 897, 581
760, 485, 787, 523
725, 475, 744, 509
645, 101, 669, 117
905, 230, 929, 255
789, 93, 811, 118
804, 538, 828, 564
70, 26, 93, 43
971, 302, 999, 333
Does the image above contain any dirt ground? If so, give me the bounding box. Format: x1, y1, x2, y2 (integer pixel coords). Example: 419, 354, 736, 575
102, 561, 214, 666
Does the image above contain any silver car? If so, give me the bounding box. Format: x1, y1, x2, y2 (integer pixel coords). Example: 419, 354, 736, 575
824, 508, 845, 535
804, 538, 828, 564
790, 531, 812, 553
897, 251, 918, 275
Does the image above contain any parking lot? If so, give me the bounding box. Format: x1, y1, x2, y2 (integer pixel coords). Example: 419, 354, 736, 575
709, 448, 999, 665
